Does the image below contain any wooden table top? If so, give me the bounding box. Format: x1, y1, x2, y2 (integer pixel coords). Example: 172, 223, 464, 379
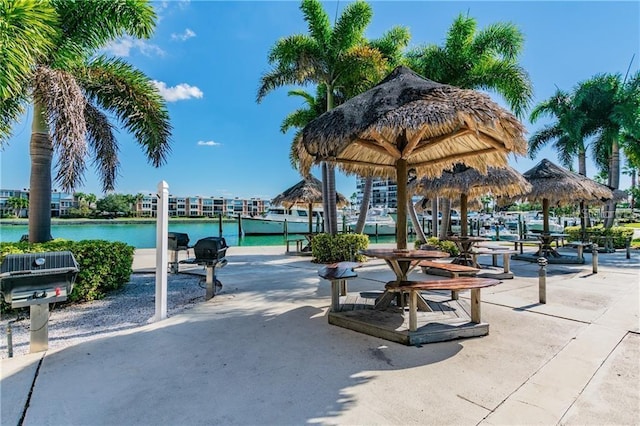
359, 248, 450, 261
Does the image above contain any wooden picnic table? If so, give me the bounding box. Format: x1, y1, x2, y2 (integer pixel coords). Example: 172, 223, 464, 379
443, 236, 491, 268
359, 248, 450, 310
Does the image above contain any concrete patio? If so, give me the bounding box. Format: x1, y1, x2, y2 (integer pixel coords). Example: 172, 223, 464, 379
2, 243, 639, 425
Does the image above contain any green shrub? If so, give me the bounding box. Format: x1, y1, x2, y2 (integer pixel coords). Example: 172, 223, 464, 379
564, 226, 634, 248
311, 233, 369, 263
413, 237, 459, 256
1, 240, 134, 313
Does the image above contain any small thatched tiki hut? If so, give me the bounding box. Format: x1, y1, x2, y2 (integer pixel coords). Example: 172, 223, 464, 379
516, 159, 614, 234
300, 66, 527, 248
271, 176, 348, 234
409, 164, 532, 236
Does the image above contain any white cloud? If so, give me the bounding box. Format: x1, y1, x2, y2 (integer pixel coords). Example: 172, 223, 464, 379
197, 141, 221, 147
103, 37, 164, 57
171, 28, 196, 41
152, 81, 203, 102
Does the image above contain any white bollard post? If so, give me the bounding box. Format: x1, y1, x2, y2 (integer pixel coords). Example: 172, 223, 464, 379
155, 180, 169, 321
592, 243, 598, 274
538, 257, 547, 304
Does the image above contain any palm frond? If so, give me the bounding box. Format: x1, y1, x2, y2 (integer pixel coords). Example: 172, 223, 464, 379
32, 66, 88, 191
368, 26, 411, 68
528, 125, 564, 158
472, 22, 524, 60
299, 0, 331, 52
257, 65, 317, 102
51, 0, 155, 62
0, 0, 58, 100
84, 101, 119, 191
0, 96, 27, 143
78, 56, 171, 167
444, 14, 475, 60
330, 0, 372, 53
470, 59, 532, 117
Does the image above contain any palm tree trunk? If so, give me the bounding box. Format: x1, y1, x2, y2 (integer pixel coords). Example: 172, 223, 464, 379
321, 162, 330, 233
631, 169, 637, 209
29, 102, 53, 243
578, 150, 589, 236
408, 198, 427, 243
431, 198, 438, 237
439, 198, 451, 239
327, 163, 338, 235
396, 158, 408, 249
355, 177, 373, 233
604, 141, 620, 228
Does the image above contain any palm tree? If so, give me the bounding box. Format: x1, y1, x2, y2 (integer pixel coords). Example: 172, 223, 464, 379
406, 13, 532, 239
257, 0, 386, 235
574, 71, 640, 227
0, 0, 172, 242
6, 196, 29, 218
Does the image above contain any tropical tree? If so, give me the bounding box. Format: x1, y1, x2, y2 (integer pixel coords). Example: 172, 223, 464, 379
0, 0, 172, 242
6, 196, 29, 218
574, 71, 640, 227
406, 13, 532, 239
258, 0, 388, 235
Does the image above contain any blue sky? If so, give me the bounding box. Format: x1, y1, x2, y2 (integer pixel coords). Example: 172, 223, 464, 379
1, 0, 638, 200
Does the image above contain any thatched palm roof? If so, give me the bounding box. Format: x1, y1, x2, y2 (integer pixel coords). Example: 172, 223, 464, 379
409, 164, 532, 199
299, 66, 527, 248
271, 176, 348, 208
518, 159, 614, 205
299, 66, 527, 179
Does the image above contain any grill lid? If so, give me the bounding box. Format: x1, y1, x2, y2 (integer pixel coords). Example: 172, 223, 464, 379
0, 251, 79, 276
193, 237, 228, 263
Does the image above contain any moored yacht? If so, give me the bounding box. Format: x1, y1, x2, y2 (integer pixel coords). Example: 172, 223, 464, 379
241, 206, 323, 235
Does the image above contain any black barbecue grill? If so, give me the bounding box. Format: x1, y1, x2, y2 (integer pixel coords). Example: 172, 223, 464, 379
181, 237, 228, 300
0, 251, 80, 354
168, 232, 190, 273
0, 251, 79, 308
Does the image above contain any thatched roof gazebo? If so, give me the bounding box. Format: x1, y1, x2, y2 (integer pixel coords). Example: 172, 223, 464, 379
300, 66, 527, 248
517, 158, 614, 236
271, 176, 348, 234
409, 164, 532, 237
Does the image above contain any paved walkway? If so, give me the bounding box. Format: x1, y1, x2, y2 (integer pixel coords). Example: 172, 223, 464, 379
2, 244, 639, 425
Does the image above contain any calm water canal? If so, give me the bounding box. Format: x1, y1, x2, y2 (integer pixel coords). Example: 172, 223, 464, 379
0, 221, 399, 248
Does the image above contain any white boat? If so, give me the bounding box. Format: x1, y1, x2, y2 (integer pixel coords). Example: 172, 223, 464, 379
525, 211, 565, 234
241, 206, 324, 235
345, 207, 396, 236
479, 224, 518, 241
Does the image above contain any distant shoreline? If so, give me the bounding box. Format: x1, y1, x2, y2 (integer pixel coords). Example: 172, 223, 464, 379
0, 217, 237, 226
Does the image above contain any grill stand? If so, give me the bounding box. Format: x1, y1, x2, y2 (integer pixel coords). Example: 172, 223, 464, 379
205, 264, 222, 300
30, 304, 49, 352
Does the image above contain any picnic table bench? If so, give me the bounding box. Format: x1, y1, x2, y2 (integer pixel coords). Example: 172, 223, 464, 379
285, 238, 305, 253
564, 241, 593, 261
513, 239, 543, 254
471, 247, 518, 274
385, 277, 501, 331
318, 261, 362, 312
418, 260, 479, 279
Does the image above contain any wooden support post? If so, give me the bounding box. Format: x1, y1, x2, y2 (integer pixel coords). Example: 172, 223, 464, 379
330, 280, 340, 312
503, 253, 510, 274
470, 288, 481, 323
409, 290, 418, 332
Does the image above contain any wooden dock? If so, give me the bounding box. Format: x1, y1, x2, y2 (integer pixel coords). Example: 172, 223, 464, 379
327, 291, 490, 346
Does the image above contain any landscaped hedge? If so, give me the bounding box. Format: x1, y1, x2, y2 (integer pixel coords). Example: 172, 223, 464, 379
564, 226, 634, 249
311, 233, 369, 263
1, 239, 134, 313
